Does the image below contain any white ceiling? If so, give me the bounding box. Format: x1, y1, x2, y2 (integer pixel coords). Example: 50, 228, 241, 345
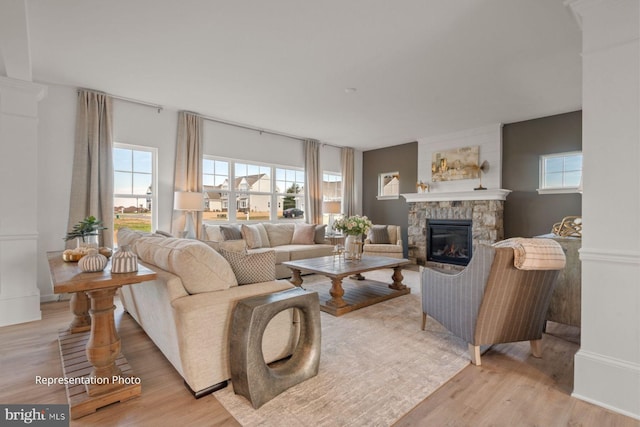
21, 0, 581, 150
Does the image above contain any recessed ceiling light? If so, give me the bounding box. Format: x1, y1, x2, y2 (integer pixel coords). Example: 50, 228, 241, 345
344, 88, 357, 94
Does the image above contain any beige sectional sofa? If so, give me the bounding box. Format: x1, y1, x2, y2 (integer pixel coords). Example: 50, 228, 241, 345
202, 222, 335, 279
116, 228, 300, 397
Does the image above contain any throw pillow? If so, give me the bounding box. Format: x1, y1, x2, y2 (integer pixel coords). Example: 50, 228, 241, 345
220, 224, 242, 241
314, 224, 327, 244
291, 223, 316, 245
219, 248, 276, 285
370, 225, 390, 244
241, 224, 263, 249
263, 223, 295, 247
202, 224, 223, 242
154, 230, 173, 238
134, 237, 238, 293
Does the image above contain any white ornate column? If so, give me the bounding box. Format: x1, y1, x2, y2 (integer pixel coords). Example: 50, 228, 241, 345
567, 0, 640, 419
0, 76, 48, 326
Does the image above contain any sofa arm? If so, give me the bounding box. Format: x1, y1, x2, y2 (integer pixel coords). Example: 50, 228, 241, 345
170, 280, 297, 393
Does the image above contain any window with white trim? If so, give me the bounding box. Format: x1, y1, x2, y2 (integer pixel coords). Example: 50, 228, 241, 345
113, 144, 157, 244
203, 156, 305, 222
538, 151, 582, 194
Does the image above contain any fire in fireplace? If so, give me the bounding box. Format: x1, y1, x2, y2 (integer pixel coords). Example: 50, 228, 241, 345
427, 219, 473, 266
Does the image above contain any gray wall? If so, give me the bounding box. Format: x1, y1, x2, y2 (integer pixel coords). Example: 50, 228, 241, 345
502, 111, 582, 238
362, 142, 418, 256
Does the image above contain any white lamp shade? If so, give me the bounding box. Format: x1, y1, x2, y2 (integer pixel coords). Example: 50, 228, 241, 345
174, 191, 204, 211
323, 201, 341, 214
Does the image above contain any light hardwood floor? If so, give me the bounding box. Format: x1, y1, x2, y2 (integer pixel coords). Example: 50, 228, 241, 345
1, 300, 637, 427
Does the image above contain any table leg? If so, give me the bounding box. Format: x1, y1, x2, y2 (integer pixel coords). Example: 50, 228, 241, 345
389, 266, 407, 290
326, 277, 348, 308
68, 291, 91, 333
84, 287, 125, 396
289, 268, 303, 287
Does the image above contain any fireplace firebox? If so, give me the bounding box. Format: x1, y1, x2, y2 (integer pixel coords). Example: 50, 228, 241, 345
427, 219, 473, 266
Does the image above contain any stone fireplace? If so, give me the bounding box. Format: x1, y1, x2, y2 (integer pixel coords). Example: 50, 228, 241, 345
403, 189, 510, 266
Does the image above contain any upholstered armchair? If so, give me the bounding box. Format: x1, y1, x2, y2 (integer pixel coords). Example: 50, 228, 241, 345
421, 240, 565, 365
363, 225, 403, 259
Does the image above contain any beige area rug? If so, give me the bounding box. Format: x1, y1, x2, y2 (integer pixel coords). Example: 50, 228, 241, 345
214, 269, 470, 427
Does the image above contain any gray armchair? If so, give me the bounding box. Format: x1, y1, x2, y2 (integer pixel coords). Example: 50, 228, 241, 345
421, 242, 564, 365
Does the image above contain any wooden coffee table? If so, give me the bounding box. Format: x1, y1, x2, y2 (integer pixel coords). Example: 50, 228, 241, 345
282, 255, 410, 316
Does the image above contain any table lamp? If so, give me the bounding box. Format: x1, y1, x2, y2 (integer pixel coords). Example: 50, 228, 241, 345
323, 201, 341, 236
174, 191, 204, 239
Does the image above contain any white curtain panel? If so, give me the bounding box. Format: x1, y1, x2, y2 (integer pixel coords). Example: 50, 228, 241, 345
341, 147, 355, 217
304, 139, 323, 225
171, 111, 203, 238
67, 90, 114, 248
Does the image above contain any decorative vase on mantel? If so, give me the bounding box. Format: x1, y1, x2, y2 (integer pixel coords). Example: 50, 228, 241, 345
344, 234, 363, 261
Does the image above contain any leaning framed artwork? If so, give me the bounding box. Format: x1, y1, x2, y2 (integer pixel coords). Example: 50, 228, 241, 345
431, 146, 480, 182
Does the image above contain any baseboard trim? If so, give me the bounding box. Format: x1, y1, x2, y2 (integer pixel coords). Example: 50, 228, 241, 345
185, 380, 228, 399
573, 349, 640, 419
572, 392, 640, 421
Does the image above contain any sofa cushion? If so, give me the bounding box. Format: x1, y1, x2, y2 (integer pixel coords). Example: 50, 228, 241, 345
219, 248, 276, 285
203, 239, 247, 253
134, 237, 238, 293
268, 247, 291, 264
286, 244, 335, 260
264, 223, 295, 247
117, 228, 164, 248
220, 224, 242, 241
291, 223, 316, 245
241, 223, 270, 249
314, 224, 327, 244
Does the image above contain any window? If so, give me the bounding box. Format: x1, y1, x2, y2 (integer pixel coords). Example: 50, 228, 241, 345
113, 144, 157, 244
538, 152, 582, 194
276, 167, 305, 219
377, 171, 400, 199
203, 156, 305, 222
203, 159, 230, 221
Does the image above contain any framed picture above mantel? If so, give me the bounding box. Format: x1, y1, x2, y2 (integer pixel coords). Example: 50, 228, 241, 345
431, 146, 480, 182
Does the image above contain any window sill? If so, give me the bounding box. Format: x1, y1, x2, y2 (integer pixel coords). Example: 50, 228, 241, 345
376, 195, 399, 200
537, 188, 581, 195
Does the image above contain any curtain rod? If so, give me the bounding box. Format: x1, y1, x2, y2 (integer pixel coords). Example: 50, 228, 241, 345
110, 94, 163, 112
69, 84, 346, 148
198, 114, 345, 149
197, 114, 306, 142
77, 88, 163, 112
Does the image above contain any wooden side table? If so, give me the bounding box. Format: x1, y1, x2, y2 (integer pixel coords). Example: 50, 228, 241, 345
47, 251, 157, 419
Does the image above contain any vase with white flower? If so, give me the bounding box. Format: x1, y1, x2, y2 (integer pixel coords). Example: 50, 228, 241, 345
332, 215, 372, 260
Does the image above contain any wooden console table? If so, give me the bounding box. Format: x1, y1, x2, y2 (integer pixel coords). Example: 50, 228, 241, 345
47, 251, 157, 419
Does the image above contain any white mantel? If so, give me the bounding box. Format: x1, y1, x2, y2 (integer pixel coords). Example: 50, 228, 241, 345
401, 189, 511, 203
